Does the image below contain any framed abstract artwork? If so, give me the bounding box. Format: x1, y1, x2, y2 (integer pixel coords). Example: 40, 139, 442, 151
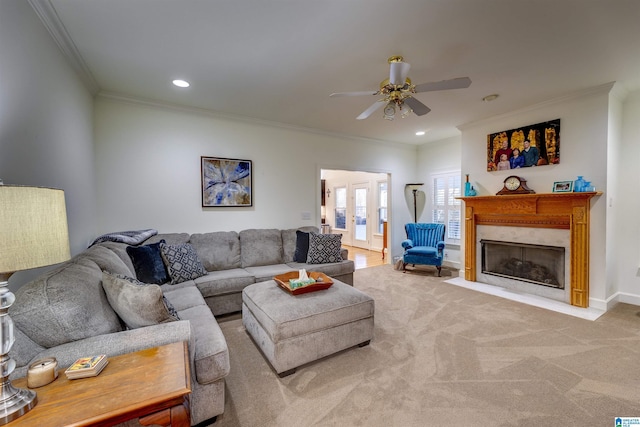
201, 156, 252, 207
487, 118, 560, 171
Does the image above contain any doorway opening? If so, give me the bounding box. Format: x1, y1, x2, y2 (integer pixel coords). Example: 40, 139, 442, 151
320, 169, 390, 258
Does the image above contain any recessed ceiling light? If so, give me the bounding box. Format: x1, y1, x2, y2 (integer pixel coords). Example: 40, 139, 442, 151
172, 79, 190, 88
482, 94, 499, 102
415, 131, 426, 136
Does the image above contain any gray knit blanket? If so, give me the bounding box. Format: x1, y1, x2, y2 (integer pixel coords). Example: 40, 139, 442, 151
89, 229, 158, 247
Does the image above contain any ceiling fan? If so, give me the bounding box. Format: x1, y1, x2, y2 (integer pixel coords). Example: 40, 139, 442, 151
330, 56, 471, 121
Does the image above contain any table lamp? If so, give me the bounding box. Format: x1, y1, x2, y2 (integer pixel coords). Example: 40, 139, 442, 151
0, 184, 70, 424
405, 183, 424, 223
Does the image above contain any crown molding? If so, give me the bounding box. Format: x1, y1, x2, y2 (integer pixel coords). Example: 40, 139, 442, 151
28, 0, 100, 94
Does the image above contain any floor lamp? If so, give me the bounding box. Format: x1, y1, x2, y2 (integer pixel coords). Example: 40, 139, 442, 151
0, 184, 70, 424
405, 183, 424, 223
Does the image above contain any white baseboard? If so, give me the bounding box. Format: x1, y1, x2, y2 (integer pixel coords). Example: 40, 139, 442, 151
603, 292, 640, 310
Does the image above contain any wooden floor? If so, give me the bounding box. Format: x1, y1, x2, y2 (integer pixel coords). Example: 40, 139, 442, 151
342, 245, 387, 270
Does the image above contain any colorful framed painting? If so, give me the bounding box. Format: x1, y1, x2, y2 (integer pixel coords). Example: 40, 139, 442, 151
201, 156, 252, 207
487, 118, 560, 171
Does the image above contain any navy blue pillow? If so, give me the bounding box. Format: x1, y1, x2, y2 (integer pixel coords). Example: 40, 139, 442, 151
126, 239, 169, 284
294, 231, 310, 262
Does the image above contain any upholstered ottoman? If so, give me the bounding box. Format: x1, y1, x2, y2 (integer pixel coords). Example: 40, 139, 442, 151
242, 279, 374, 377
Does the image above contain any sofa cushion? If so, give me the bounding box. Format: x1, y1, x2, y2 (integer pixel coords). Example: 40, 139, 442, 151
286, 259, 355, 279
190, 231, 241, 271
97, 241, 136, 275
145, 233, 191, 245
281, 226, 318, 262
10, 256, 124, 348
102, 272, 179, 329
160, 243, 208, 284
307, 233, 343, 264
240, 229, 283, 267
243, 264, 295, 283
126, 240, 169, 284
194, 269, 256, 298
84, 244, 134, 277
163, 286, 230, 384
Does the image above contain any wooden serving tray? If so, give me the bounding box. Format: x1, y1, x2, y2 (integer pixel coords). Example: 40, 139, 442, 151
274, 271, 334, 295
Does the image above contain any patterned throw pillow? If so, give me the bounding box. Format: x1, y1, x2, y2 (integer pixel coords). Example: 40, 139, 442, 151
101, 272, 179, 329
159, 243, 208, 284
306, 233, 343, 264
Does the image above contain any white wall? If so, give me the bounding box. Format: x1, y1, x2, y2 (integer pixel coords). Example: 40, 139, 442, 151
0, 0, 96, 290
615, 89, 640, 305
417, 136, 463, 268
94, 96, 418, 260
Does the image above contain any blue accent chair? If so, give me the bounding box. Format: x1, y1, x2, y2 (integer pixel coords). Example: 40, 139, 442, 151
402, 223, 446, 276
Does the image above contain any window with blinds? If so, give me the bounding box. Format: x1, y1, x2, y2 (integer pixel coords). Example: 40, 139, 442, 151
432, 173, 461, 242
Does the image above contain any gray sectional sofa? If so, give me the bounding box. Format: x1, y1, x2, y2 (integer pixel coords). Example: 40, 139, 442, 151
8, 226, 354, 426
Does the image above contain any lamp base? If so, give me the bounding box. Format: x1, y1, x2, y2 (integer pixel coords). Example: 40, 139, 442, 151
0, 382, 37, 424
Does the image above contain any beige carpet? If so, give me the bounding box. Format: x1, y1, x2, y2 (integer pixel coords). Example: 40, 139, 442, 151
212, 265, 640, 426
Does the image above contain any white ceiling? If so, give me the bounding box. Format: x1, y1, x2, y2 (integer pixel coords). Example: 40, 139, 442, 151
33, 0, 640, 145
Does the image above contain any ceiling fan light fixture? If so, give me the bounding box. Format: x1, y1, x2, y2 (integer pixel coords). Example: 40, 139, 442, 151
399, 103, 412, 118
383, 102, 396, 120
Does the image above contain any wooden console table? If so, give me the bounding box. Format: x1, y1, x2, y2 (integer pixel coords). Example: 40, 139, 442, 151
11, 341, 191, 427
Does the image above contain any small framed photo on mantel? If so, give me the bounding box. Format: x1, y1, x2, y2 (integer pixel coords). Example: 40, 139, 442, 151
201, 156, 253, 207
552, 180, 573, 193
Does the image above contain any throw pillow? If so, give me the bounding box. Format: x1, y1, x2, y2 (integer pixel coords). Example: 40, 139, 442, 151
101, 272, 179, 329
126, 240, 169, 284
306, 233, 343, 264
293, 230, 311, 262
159, 243, 208, 284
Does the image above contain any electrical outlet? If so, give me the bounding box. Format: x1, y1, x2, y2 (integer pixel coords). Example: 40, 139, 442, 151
301, 211, 311, 220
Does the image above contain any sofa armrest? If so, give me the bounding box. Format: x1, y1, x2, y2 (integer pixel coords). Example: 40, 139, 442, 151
11, 320, 193, 380
401, 239, 413, 250
340, 247, 349, 260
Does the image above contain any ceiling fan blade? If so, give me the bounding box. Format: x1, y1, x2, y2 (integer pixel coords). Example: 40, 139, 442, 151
404, 97, 431, 116
414, 77, 472, 93
330, 90, 378, 97
356, 101, 385, 120
389, 61, 411, 86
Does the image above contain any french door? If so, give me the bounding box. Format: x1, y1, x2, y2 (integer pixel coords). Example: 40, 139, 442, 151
351, 184, 369, 249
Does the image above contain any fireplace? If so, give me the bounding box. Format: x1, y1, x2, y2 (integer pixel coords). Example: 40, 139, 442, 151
459, 192, 599, 308
481, 240, 565, 289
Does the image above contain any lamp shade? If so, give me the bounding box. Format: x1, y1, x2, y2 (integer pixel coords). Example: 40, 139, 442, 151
0, 185, 70, 275
405, 183, 424, 191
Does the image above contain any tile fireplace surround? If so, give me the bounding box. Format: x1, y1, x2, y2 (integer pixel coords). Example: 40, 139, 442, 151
458, 192, 601, 310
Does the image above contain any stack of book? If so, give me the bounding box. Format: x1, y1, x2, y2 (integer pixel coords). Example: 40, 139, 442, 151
64, 355, 109, 379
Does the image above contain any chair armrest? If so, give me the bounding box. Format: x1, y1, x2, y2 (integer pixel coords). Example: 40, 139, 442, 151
437, 241, 445, 254
401, 239, 413, 249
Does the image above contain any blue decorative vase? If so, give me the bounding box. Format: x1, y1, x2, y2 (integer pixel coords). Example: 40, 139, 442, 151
464, 174, 472, 196
574, 176, 585, 192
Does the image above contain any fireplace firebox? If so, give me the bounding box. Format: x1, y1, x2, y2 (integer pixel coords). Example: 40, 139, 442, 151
481, 240, 565, 289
